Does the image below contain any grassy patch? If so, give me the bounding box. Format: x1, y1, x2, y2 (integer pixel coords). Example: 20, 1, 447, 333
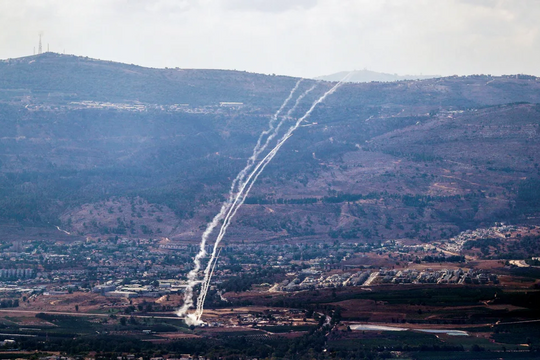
345, 287, 501, 307
327, 331, 448, 350
492, 322, 540, 346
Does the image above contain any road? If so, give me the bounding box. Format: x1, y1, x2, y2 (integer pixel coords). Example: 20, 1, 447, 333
0, 309, 182, 320
494, 318, 540, 326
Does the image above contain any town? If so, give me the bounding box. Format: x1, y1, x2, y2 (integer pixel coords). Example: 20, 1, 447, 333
2, 223, 533, 303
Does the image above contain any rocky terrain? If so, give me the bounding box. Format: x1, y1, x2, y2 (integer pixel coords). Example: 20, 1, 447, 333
0, 53, 539, 244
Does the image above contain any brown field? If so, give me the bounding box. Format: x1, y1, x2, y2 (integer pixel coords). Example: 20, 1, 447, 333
19, 292, 120, 313
156, 332, 202, 339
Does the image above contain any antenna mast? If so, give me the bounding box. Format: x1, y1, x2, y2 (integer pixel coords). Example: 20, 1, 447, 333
38, 32, 43, 54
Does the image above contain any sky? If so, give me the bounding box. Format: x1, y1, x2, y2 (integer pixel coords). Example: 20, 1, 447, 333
1, 0, 539, 78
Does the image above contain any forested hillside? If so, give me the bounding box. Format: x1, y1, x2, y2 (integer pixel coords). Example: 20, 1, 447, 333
0, 53, 539, 243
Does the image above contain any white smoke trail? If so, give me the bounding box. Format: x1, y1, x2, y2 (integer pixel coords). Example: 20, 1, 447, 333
225, 79, 305, 204
246, 84, 318, 182
204, 247, 222, 298
248, 79, 303, 167
194, 85, 318, 314
176, 79, 303, 318
194, 134, 293, 317
193, 76, 350, 322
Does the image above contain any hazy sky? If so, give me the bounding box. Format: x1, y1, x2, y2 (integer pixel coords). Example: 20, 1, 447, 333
1, 0, 539, 78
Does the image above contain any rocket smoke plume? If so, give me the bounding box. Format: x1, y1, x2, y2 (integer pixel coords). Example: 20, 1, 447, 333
178, 74, 350, 324
194, 84, 317, 315
192, 77, 350, 322
176, 79, 303, 319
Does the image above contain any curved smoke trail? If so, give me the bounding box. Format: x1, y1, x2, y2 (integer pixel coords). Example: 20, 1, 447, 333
176, 79, 303, 318
192, 76, 350, 322
194, 84, 318, 315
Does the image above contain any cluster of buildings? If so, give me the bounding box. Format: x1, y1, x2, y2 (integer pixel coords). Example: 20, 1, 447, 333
69, 101, 147, 111
0, 239, 373, 298
273, 267, 499, 292
378, 268, 498, 285
275, 270, 372, 292
441, 223, 518, 253
0, 268, 34, 279
24, 100, 246, 114
0, 237, 193, 295
233, 309, 305, 327
0, 228, 513, 302
92, 279, 187, 298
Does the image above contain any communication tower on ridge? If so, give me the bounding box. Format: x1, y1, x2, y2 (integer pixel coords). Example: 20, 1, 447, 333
38, 32, 43, 54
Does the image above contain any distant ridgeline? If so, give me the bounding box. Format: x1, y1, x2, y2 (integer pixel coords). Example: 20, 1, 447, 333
0, 53, 539, 243
315, 69, 440, 83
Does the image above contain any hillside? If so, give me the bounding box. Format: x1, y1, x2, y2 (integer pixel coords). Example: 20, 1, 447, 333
0, 53, 539, 244
0, 52, 298, 106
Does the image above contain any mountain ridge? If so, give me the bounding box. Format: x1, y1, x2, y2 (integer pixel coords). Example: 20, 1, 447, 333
0, 53, 539, 244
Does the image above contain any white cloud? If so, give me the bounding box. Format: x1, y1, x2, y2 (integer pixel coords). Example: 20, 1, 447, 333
223, 0, 319, 13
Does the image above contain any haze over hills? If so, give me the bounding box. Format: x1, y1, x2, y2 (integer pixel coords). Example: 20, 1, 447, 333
315, 69, 440, 83
0, 52, 539, 244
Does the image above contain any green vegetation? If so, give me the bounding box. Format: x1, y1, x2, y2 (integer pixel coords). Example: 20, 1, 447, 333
412, 351, 539, 360
340, 287, 501, 307
327, 331, 462, 352
0, 299, 19, 308
517, 178, 540, 213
